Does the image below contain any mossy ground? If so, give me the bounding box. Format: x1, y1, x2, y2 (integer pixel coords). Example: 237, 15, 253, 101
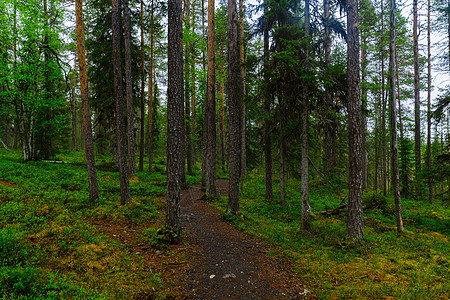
210, 174, 449, 299
1, 148, 448, 299
0, 149, 199, 299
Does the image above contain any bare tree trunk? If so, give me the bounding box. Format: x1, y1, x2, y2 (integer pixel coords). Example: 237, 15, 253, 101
301, 0, 311, 232
139, 0, 145, 172
413, 0, 421, 175
389, 0, 404, 233
279, 104, 287, 206
381, 1, 387, 196
43, 0, 52, 160
191, 5, 197, 167
346, 0, 364, 240
148, 0, 155, 173
201, 0, 207, 189
361, 38, 368, 190
184, 0, 193, 175
427, 0, 434, 204
239, 0, 247, 190
263, 0, 273, 201
76, 0, 99, 202
395, 46, 403, 140
112, 0, 131, 205
123, 0, 136, 176
220, 45, 227, 171
206, 0, 217, 195
166, 0, 183, 242
13, 0, 18, 150
227, 0, 241, 215
72, 55, 78, 151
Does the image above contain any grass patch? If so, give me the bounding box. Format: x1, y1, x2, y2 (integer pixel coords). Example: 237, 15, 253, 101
214, 174, 450, 299
0, 148, 183, 299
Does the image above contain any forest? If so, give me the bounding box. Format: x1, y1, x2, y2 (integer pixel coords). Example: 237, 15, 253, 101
0, 0, 449, 299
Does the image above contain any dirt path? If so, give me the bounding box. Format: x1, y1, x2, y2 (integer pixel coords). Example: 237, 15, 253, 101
179, 179, 315, 299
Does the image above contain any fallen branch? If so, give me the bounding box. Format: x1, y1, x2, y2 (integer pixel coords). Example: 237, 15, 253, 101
0, 139, 10, 152
41, 160, 72, 164
317, 195, 348, 215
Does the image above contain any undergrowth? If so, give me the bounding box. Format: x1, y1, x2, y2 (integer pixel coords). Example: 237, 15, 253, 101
212, 173, 449, 299
0, 149, 197, 299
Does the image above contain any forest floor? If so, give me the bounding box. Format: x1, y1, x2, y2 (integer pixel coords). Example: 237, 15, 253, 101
1, 150, 448, 299
92, 179, 316, 299
178, 179, 316, 299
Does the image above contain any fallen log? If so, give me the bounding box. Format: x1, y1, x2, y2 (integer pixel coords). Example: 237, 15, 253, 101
0, 139, 10, 152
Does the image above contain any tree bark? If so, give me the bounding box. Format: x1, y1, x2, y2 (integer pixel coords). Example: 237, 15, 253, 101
139, 0, 145, 172
263, 0, 273, 201
389, 0, 404, 233
166, 0, 183, 241
413, 0, 421, 175
76, 0, 99, 202
227, 0, 241, 215
361, 38, 368, 190
346, 0, 364, 240
427, 0, 434, 204
112, 0, 131, 205
301, 0, 311, 232
279, 103, 287, 206
184, 0, 193, 175
123, 0, 136, 176
239, 0, 247, 190
72, 55, 77, 150
381, 0, 387, 196
220, 45, 227, 171
206, 0, 217, 195
148, 0, 155, 173
201, 0, 207, 189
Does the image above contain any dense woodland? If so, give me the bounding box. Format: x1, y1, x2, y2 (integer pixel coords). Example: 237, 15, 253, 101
0, 0, 449, 299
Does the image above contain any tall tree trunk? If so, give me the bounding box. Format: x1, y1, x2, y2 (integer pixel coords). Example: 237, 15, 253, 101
413, 0, 421, 175
206, 0, 217, 195
374, 100, 379, 190
72, 55, 78, 150
381, 1, 387, 196
123, 0, 136, 176
220, 45, 227, 171
13, 0, 18, 150
448, 0, 450, 69
395, 46, 403, 140
227, 0, 241, 215
323, 0, 336, 176
139, 0, 145, 172
112, 0, 131, 205
427, 0, 434, 204
166, 0, 183, 242
389, 0, 404, 233
201, 0, 207, 189
184, 0, 193, 175
43, 0, 52, 160
361, 38, 368, 190
191, 4, 197, 167
76, 0, 99, 202
279, 103, 287, 206
239, 0, 247, 190
301, 0, 311, 232
346, 0, 364, 240
148, 0, 155, 173
263, 0, 273, 200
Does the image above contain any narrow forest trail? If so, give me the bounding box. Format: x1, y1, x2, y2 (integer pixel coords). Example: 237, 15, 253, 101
179, 179, 316, 299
